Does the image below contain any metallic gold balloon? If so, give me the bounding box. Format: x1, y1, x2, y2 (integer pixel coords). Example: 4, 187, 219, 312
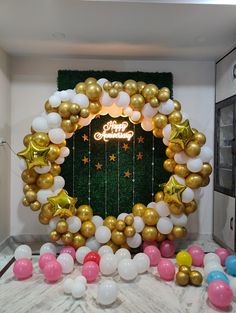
72, 233, 86, 249
142, 226, 158, 241
143, 208, 159, 226
77, 205, 93, 222
173, 99, 181, 111
23, 134, 33, 147
172, 226, 185, 238
37, 173, 54, 189
104, 216, 117, 231
169, 142, 183, 153
150, 97, 159, 108
111, 229, 126, 245
124, 215, 134, 226
174, 164, 190, 178
32, 132, 50, 147
50, 163, 61, 176
30, 127, 36, 134
80, 221, 96, 238
124, 226, 136, 237
108, 87, 119, 98
106, 240, 119, 253
201, 176, 210, 187
38, 213, 49, 225
22, 197, 30, 207
85, 77, 97, 85
164, 176, 186, 205
61, 119, 77, 133
137, 81, 146, 93
75, 82, 86, 94
164, 159, 176, 173
168, 111, 182, 124
49, 230, 61, 241
25, 190, 37, 203
156, 231, 166, 242
103, 81, 112, 92
23, 184, 38, 194
193, 132, 206, 147
191, 128, 198, 134
153, 128, 163, 138
61, 231, 73, 245
80, 108, 90, 118
58, 102, 71, 118
130, 94, 145, 111
142, 84, 158, 100
58, 140, 67, 148
185, 174, 203, 189
18, 141, 50, 169
179, 265, 191, 275
152, 113, 168, 129
167, 233, 176, 241
176, 271, 189, 286
184, 200, 197, 215
116, 220, 126, 231
169, 202, 184, 215
21, 169, 39, 184
189, 270, 203, 286
199, 163, 212, 177
41, 202, 54, 218
132, 203, 146, 216
113, 81, 123, 91
86, 83, 102, 101
124, 80, 138, 96
70, 103, 81, 115
48, 190, 77, 218
47, 144, 61, 162
45, 100, 57, 113
185, 141, 201, 157
120, 242, 130, 250
157, 90, 170, 102
89, 102, 102, 114
169, 120, 194, 149
154, 191, 164, 202
70, 115, 79, 124
166, 147, 175, 159
56, 220, 68, 234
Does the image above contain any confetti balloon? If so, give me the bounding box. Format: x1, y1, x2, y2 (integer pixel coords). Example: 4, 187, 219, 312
208, 280, 233, 308
176, 251, 192, 267
13, 258, 33, 280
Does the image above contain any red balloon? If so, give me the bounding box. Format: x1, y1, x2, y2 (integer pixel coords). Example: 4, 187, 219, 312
84, 251, 100, 265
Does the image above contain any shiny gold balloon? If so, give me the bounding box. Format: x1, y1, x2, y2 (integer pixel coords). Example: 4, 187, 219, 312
172, 226, 185, 238
179, 265, 191, 275
193, 132, 206, 147
142, 226, 158, 241
185, 141, 201, 157
169, 142, 183, 153
167, 233, 176, 241
77, 205, 93, 222
56, 220, 68, 234
150, 97, 159, 108
124, 226, 136, 237
25, 190, 37, 203
50, 163, 61, 176
58, 102, 71, 118
49, 230, 61, 241
108, 87, 119, 98
185, 174, 203, 189
157, 90, 170, 102
176, 271, 189, 286
130, 94, 145, 111
21, 169, 38, 184
132, 203, 146, 216
106, 240, 119, 253
80, 221, 96, 238
70, 103, 81, 115
124, 80, 138, 96
137, 81, 146, 93
120, 242, 130, 250
30, 127, 36, 134
38, 213, 49, 225
152, 113, 168, 129
47, 144, 61, 162
23, 184, 38, 194
116, 220, 126, 231
37, 173, 54, 189
154, 191, 164, 202
80, 108, 90, 118
169, 202, 184, 215
75, 82, 86, 94
142, 84, 158, 100
166, 147, 175, 159
164, 159, 176, 173
32, 132, 50, 147
58, 140, 67, 148
111, 229, 126, 245
85, 77, 97, 85
173, 99, 181, 111
45, 100, 57, 113
199, 163, 212, 177
189, 270, 203, 286
89, 102, 102, 114
168, 111, 182, 124
201, 176, 210, 187
70, 115, 80, 124
143, 208, 159, 226
86, 83, 102, 101
124, 215, 134, 226
72, 233, 86, 249
156, 231, 166, 242
22, 197, 30, 207
23, 134, 33, 147
184, 200, 197, 215
41, 202, 54, 218
104, 216, 117, 231
103, 81, 112, 92
61, 231, 73, 245
113, 81, 123, 91
174, 164, 190, 178
153, 128, 163, 138
61, 119, 77, 133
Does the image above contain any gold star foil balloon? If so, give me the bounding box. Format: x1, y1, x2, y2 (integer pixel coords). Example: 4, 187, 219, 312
48, 189, 77, 218
164, 176, 186, 205
169, 119, 194, 149
17, 140, 50, 169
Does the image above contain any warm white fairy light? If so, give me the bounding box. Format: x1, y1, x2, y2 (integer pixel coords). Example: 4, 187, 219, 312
104, 141, 108, 216
132, 124, 136, 205
151, 136, 155, 198
72, 135, 75, 196
88, 123, 91, 204
117, 140, 120, 214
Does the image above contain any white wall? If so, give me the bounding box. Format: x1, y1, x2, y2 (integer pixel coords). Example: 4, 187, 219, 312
0, 48, 10, 243
10, 56, 215, 236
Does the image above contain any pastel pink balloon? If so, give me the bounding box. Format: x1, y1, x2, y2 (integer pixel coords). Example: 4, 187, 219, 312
81, 261, 99, 283
13, 258, 33, 280
43, 260, 62, 283
157, 259, 175, 281
215, 248, 230, 266
208, 280, 233, 308
160, 240, 176, 258
60, 246, 76, 260
38, 253, 56, 270
142, 241, 157, 251
144, 246, 161, 266
187, 245, 204, 267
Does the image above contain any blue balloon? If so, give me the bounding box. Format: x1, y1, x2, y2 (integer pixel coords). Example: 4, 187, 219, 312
225, 255, 236, 276
207, 270, 230, 285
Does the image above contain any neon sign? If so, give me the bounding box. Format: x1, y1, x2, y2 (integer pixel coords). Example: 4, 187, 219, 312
94, 121, 134, 142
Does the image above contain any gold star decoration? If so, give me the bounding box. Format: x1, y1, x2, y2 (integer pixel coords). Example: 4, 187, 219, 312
82, 134, 89, 141
95, 162, 103, 170
136, 152, 143, 160
48, 189, 77, 218
82, 156, 89, 165
169, 119, 194, 149
122, 143, 129, 151
164, 176, 186, 205
17, 140, 50, 169
109, 154, 116, 162
137, 136, 144, 143
124, 170, 132, 178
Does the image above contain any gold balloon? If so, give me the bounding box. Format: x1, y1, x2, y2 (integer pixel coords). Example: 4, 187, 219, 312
25, 190, 37, 203
142, 226, 158, 241
201, 176, 210, 187
108, 87, 119, 98
41, 202, 54, 218
199, 163, 212, 177
154, 191, 164, 202
124, 226, 136, 237
193, 132, 206, 147
152, 113, 168, 129
48, 189, 77, 218
137, 81, 146, 93
168, 111, 182, 124
30, 127, 36, 134
185, 141, 201, 157
56, 220, 68, 234
50, 163, 61, 176
103, 216, 117, 231
70, 115, 79, 124
89, 102, 102, 114
58, 140, 67, 148
132, 203, 146, 216
86, 83, 102, 101
153, 128, 163, 138
120, 242, 130, 250
72, 233, 86, 249
85, 77, 97, 85
23, 184, 38, 194
185, 174, 203, 189
61, 232, 73, 245
80, 221, 96, 238
80, 108, 90, 118
157, 90, 170, 102
70, 103, 81, 115
106, 240, 119, 253
164, 176, 186, 205
169, 120, 194, 150
172, 226, 186, 238
38, 213, 49, 225
167, 233, 176, 241
103, 81, 112, 92
124, 215, 134, 226
156, 231, 166, 242
124, 80, 138, 96
163, 159, 176, 173
176, 271, 189, 286
150, 97, 159, 108
116, 220, 126, 231
75, 82, 86, 94
130, 94, 145, 111
77, 205, 93, 222
166, 147, 175, 159
169, 202, 184, 215
47, 144, 61, 162
22, 197, 30, 207
189, 270, 203, 286
169, 142, 183, 153
18, 141, 50, 169
179, 265, 191, 275
32, 132, 50, 147
143, 208, 158, 226
49, 230, 61, 241
174, 164, 190, 178
61, 119, 77, 133
21, 169, 39, 184
173, 99, 181, 111
111, 229, 126, 245
37, 173, 54, 189
23, 134, 33, 147
142, 84, 158, 100
45, 100, 57, 113
184, 200, 197, 215
58, 102, 71, 118
113, 81, 123, 91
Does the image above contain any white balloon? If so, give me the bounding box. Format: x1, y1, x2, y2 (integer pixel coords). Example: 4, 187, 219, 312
63, 278, 74, 294
100, 106, 109, 116
123, 106, 133, 117
65, 132, 74, 139
57, 253, 74, 274
162, 124, 171, 140
95, 226, 111, 244
187, 158, 203, 173
170, 213, 188, 227
173, 175, 186, 185
34, 162, 51, 174
56, 239, 64, 245
133, 216, 145, 233
108, 104, 122, 118
100, 253, 117, 276
204, 261, 224, 277
158, 99, 175, 115
48, 128, 66, 144
116, 91, 130, 108
79, 116, 93, 127
76, 246, 91, 264
92, 215, 104, 228
51, 176, 65, 192
59, 90, 70, 102
86, 237, 101, 251
72, 94, 89, 108
174, 152, 189, 164
156, 201, 170, 217
74, 275, 87, 285
181, 187, 194, 203
60, 147, 70, 158
117, 213, 128, 220
118, 259, 138, 281
40, 242, 56, 256
203, 253, 221, 266
37, 189, 53, 204
66, 89, 76, 100
48, 216, 61, 231
133, 253, 150, 274
71, 281, 86, 299
142, 103, 158, 118
115, 248, 131, 263
163, 137, 169, 146
46, 112, 62, 129
131, 111, 141, 121
97, 78, 108, 87
14, 245, 32, 260
141, 118, 153, 131
97, 280, 118, 306
127, 233, 142, 249
100, 92, 113, 107
19, 159, 27, 171
98, 245, 113, 256
199, 146, 213, 162
49, 94, 61, 108
55, 157, 65, 165
67, 216, 82, 233
147, 202, 157, 209
156, 217, 173, 234
32, 116, 48, 133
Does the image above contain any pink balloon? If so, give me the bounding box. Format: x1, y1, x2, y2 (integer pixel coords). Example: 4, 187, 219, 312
43, 260, 62, 283
142, 241, 157, 251
157, 259, 175, 281
160, 240, 176, 258
13, 258, 33, 280
208, 280, 233, 309
38, 253, 56, 270
60, 246, 76, 260
144, 246, 161, 266
215, 248, 230, 266
81, 261, 99, 283
187, 245, 204, 267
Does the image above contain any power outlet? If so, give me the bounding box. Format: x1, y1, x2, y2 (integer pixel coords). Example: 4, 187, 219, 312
0, 137, 6, 146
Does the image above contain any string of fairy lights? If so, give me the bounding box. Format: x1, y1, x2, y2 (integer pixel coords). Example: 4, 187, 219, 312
88, 123, 91, 205
132, 124, 136, 206
117, 140, 120, 215
152, 135, 155, 198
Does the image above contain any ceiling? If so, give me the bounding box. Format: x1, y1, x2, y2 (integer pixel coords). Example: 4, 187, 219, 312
0, 0, 236, 60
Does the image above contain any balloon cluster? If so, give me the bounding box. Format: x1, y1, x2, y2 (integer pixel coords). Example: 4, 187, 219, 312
17, 77, 213, 249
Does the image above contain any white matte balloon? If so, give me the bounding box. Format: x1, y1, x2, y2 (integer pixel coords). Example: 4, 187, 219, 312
158, 100, 175, 115
19, 159, 27, 171
76, 246, 91, 264
204, 261, 224, 277
37, 189, 54, 204
79, 116, 93, 127
199, 146, 213, 162
95, 226, 111, 244
118, 259, 138, 281
181, 187, 194, 203
170, 213, 188, 227
73, 94, 89, 108
133, 253, 150, 274
57, 253, 74, 274
173, 175, 186, 185
187, 158, 203, 173
60, 147, 70, 158
34, 162, 51, 174
147, 202, 157, 209
74, 275, 87, 285
86, 237, 101, 251
163, 137, 169, 146
98, 245, 114, 256
59, 90, 70, 101
203, 253, 221, 266
116, 91, 130, 108
100, 253, 117, 276
133, 216, 145, 233
174, 152, 189, 164
48, 216, 61, 231
48, 128, 66, 144
55, 157, 65, 165
115, 248, 131, 263
92, 215, 104, 228
117, 213, 128, 220
49, 94, 61, 108
63, 278, 74, 294
46, 112, 62, 129
141, 118, 153, 131
65, 132, 74, 139
67, 216, 82, 233
97, 280, 118, 306
131, 111, 141, 121
40, 242, 56, 256
127, 233, 142, 249
97, 78, 108, 87
142, 103, 158, 118
51, 176, 65, 192
71, 281, 86, 299
123, 106, 133, 117
66, 89, 76, 100
162, 124, 171, 140
156, 201, 170, 217
99, 92, 113, 107
14, 245, 32, 260
32, 117, 48, 133
156, 217, 173, 234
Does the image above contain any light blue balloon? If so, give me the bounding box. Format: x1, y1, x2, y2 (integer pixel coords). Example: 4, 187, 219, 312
225, 255, 236, 276
207, 270, 230, 285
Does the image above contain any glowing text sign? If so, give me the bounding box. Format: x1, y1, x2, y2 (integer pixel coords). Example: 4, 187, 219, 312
94, 121, 134, 142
